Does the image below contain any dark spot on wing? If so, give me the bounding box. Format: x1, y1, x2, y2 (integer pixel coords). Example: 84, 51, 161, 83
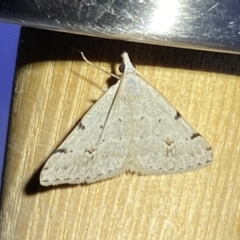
78, 122, 85, 130
100, 125, 103, 128
190, 133, 201, 139
174, 111, 181, 120
55, 148, 67, 154
158, 119, 161, 122
165, 138, 174, 146
91, 100, 97, 104
207, 147, 212, 151
141, 116, 144, 120
85, 147, 96, 154
119, 118, 122, 122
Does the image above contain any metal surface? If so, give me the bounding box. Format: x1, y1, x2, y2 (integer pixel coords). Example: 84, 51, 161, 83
0, 0, 240, 53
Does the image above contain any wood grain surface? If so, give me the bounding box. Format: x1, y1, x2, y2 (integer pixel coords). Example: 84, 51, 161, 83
1, 27, 240, 240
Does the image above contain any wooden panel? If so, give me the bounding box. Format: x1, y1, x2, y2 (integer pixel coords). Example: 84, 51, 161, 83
1, 28, 240, 240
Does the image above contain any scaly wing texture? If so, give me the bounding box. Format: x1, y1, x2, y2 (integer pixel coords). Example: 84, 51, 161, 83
119, 72, 213, 174
40, 80, 131, 185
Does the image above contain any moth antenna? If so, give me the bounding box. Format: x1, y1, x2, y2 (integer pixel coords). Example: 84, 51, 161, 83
81, 52, 120, 80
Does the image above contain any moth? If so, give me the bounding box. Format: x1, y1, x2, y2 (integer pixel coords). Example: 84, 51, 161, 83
40, 52, 213, 186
